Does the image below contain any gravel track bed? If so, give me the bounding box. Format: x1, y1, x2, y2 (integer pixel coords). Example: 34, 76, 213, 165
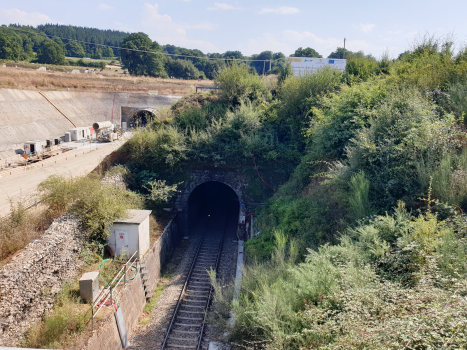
128, 220, 238, 350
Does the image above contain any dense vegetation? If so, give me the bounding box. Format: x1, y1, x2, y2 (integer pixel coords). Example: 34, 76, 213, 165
115, 34, 467, 348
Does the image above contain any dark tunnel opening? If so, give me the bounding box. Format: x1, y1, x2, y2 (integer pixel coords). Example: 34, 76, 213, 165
188, 181, 240, 238
129, 110, 155, 127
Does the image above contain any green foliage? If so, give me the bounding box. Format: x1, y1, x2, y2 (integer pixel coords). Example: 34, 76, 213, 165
344, 56, 379, 82
276, 67, 342, 148
23, 283, 89, 348
38, 175, 142, 241
307, 79, 390, 160
347, 171, 371, 219
215, 64, 270, 106
345, 88, 458, 209
391, 34, 467, 91
0, 32, 22, 60
120, 32, 167, 77
143, 179, 179, 208
276, 61, 293, 86
165, 57, 205, 79
70, 58, 106, 68
292, 47, 322, 58
37, 40, 66, 65
65, 41, 85, 57
122, 125, 188, 171
229, 207, 467, 349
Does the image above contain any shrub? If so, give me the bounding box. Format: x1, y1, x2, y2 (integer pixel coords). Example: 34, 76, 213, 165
215, 64, 270, 106
345, 88, 458, 209
277, 67, 342, 148
307, 79, 390, 161
122, 126, 188, 172
38, 175, 142, 241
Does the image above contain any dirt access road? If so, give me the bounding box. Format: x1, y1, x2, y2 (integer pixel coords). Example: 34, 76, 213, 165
0, 139, 125, 217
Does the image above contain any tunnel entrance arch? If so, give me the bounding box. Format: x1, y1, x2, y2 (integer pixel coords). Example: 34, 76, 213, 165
129, 109, 156, 127
175, 169, 249, 238
187, 181, 240, 234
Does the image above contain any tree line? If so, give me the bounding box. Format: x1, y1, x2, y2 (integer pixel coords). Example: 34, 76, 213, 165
0, 23, 360, 79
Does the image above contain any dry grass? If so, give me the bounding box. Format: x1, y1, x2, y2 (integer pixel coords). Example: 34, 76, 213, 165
0, 202, 54, 266
0, 65, 213, 95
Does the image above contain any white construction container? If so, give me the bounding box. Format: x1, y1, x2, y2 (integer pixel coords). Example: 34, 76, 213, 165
23, 141, 43, 155
107, 209, 152, 259
68, 127, 91, 141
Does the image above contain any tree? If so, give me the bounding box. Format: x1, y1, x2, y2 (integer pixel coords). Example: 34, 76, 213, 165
52, 37, 65, 54
292, 47, 322, 58
328, 47, 354, 59
37, 40, 65, 64
222, 50, 243, 59
65, 41, 85, 57
103, 47, 115, 58
0, 33, 22, 60
120, 32, 167, 77
165, 57, 205, 80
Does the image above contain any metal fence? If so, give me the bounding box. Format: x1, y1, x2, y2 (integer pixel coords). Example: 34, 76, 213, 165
90, 250, 139, 330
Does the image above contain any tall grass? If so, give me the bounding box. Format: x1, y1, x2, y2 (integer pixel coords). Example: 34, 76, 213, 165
348, 171, 371, 219
0, 201, 52, 263
22, 283, 90, 348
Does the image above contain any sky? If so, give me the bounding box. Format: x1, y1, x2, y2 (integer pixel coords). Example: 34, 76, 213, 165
1, 0, 467, 58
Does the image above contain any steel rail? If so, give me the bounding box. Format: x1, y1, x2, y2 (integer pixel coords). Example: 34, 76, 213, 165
197, 235, 224, 350
161, 216, 227, 350
161, 234, 206, 350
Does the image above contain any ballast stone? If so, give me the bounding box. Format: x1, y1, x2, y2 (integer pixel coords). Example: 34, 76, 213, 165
0, 214, 83, 346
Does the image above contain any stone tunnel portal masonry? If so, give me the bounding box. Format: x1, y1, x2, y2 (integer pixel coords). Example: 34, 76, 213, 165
175, 170, 251, 239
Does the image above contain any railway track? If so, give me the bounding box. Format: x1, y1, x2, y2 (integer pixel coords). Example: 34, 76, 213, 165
161, 217, 226, 350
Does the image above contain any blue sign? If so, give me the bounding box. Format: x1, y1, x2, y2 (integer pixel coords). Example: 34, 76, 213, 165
329, 60, 335, 64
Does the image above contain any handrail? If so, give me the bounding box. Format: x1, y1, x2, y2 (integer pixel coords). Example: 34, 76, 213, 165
91, 250, 138, 329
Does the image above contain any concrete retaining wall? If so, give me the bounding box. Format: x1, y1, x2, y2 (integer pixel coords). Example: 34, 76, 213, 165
0, 89, 181, 159
84, 214, 181, 350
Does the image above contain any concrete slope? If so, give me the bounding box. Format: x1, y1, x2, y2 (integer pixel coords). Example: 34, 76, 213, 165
0, 140, 126, 216
0, 89, 181, 159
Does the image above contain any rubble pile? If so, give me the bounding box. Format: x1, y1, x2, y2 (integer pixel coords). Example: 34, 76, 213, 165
0, 214, 83, 346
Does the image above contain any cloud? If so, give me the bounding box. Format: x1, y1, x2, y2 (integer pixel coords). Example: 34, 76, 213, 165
141, 3, 219, 52
185, 22, 217, 30
98, 4, 113, 10
0, 8, 52, 26
353, 23, 376, 33
259, 7, 299, 15
208, 3, 238, 10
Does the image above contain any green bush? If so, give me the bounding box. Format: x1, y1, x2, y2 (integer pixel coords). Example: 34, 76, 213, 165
345, 88, 457, 209
215, 64, 270, 106
276, 67, 342, 148
122, 125, 188, 172
38, 175, 142, 241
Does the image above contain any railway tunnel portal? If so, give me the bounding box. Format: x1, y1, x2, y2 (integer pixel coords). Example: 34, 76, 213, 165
175, 169, 251, 239
187, 181, 240, 237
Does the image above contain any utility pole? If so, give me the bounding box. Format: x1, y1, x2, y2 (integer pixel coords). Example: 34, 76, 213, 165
343, 38, 346, 59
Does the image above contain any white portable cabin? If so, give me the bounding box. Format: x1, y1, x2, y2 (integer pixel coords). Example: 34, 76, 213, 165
23, 141, 43, 155
108, 209, 152, 259
68, 127, 91, 141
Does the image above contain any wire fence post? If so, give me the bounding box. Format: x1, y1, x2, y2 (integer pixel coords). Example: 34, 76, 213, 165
124, 264, 127, 286
91, 305, 94, 331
